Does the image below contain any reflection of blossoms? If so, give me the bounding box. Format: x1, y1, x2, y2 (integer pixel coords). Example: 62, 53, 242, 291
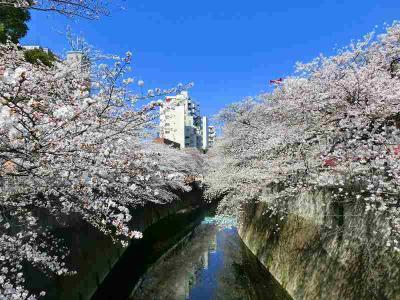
129, 231, 143, 239
206, 23, 400, 253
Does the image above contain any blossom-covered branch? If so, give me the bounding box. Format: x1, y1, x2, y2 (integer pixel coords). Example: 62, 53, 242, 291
205, 23, 400, 252
0, 0, 116, 19
0, 43, 200, 299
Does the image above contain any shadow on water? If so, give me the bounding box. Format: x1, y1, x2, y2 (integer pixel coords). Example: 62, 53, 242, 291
91, 205, 213, 300
130, 216, 292, 300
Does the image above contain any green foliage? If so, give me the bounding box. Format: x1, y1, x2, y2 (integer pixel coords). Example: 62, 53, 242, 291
0, 5, 30, 43
24, 48, 57, 67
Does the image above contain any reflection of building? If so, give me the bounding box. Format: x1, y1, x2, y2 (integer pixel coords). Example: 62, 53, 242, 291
159, 91, 212, 150
202, 233, 217, 270
209, 233, 217, 253
203, 250, 209, 270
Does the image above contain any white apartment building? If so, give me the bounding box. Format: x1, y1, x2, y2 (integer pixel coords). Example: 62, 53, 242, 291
159, 91, 211, 150
66, 51, 91, 79
202, 116, 209, 150
208, 126, 216, 148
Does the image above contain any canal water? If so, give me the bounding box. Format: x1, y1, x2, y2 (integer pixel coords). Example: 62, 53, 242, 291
130, 216, 292, 300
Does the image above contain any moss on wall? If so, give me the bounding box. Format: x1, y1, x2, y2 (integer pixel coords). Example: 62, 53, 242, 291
238, 192, 400, 300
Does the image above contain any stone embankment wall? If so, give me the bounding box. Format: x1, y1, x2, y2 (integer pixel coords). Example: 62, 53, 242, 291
27, 186, 205, 300
238, 188, 400, 300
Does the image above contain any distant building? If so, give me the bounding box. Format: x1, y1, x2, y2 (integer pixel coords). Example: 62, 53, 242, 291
66, 51, 90, 79
201, 116, 209, 151
22, 45, 50, 53
66, 51, 91, 91
159, 91, 213, 150
208, 126, 216, 148
153, 137, 181, 149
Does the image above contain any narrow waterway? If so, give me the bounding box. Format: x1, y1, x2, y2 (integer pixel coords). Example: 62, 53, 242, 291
130, 216, 292, 300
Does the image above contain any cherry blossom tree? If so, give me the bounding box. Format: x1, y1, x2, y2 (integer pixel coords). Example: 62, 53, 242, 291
0, 42, 198, 298
0, 0, 116, 19
205, 23, 400, 253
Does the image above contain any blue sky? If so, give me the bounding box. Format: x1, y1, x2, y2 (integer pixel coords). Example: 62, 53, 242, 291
22, 0, 400, 118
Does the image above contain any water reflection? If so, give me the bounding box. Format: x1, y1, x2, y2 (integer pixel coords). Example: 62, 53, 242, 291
130, 217, 291, 300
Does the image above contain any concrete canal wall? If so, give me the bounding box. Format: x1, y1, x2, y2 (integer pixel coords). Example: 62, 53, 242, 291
27, 186, 205, 300
238, 188, 400, 300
